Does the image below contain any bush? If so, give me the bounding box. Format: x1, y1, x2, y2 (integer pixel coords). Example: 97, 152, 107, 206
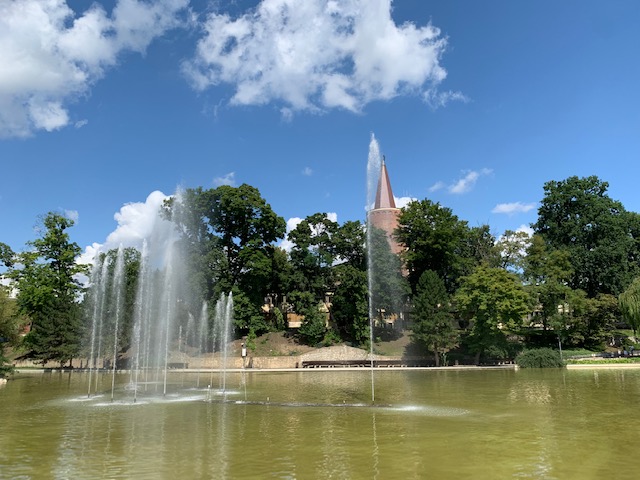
516, 348, 565, 368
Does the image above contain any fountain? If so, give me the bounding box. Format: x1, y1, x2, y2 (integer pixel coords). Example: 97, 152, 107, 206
83, 193, 234, 403
366, 134, 383, 402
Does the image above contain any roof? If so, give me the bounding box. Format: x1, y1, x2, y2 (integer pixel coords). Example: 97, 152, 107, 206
374, 157, 397, 209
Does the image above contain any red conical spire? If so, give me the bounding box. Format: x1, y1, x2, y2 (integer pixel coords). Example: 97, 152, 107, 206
374, 156, 396, 209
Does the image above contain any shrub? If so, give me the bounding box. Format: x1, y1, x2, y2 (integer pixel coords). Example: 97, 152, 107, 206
516, 348, 565, 368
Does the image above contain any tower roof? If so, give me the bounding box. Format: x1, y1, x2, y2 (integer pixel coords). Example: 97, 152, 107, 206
374, 156, 397, 209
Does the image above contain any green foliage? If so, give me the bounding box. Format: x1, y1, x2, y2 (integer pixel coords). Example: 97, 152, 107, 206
8, 213, 88, 366
0, 242, 14, 268
163, 184, 287, 336
411, 270, 458, 366
495, 229, 531, 275
396, 199, 494, 294
368, 226, 410, 321
288, 213, 340, 299
455, 266, 531, 364
298, 305, 327, 346
331, 265, 369, 345
516, 348, 565, 368
0, 286, 22, 376
533, 176, 639, 297
619, 277, 640, 336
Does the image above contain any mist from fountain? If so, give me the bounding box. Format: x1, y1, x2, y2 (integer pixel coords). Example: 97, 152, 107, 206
366, 134, 383, 403
84, 192, 235, 403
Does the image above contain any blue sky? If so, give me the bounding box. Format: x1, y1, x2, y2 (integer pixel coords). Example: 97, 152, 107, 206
1, 0, 639, 262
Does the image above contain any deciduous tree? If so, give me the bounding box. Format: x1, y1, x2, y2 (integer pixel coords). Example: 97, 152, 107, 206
455, 266, 531, 364
411, 270, 457, 366
9, 213, 88, 366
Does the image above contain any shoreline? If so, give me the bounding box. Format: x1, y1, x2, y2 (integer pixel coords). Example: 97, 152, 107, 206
11, 362, 640, 375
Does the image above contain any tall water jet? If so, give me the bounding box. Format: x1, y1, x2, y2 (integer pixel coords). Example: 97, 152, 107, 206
366, 135, 383, 402
366, 134, 407, 403
109, 245, 127, 401
214, 293, 234, 394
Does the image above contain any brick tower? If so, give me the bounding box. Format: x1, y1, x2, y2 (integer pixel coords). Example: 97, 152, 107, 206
368, 157, 402, 255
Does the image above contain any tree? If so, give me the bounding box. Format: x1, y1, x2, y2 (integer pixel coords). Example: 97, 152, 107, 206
619, 277, 640, 337
0, 242, 14, 268
0, 286, 22, 376
411, 270, 458, 366
455, 266, 531, 364
331, 264, 369, 345
533, 176, 639, 297
524, 234, 574, 333
288, 291, 326, 345
9, 213, 88, 366
396, 199, 481, 294
165, 185, 286, 335
368, 226, 410, 326
287, 213, 340, 300
495, 229, 532, 275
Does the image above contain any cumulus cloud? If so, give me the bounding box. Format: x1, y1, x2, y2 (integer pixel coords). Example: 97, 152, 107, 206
448, 168, 492, 194
302, 167, 313, 176
492, 202, 537, 215
0, 0, 188, 138
184, 0, 459, 116
79, 190, 172, 265
394, 196, 416, 209
213, 172, 237, 186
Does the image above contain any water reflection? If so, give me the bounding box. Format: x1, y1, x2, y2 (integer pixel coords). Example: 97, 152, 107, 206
2, 369, 640, 479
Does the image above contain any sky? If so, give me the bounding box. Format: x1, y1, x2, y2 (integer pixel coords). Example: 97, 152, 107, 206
1, 0, 639, 263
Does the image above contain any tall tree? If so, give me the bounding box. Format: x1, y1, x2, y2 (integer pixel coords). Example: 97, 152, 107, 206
395, 199, 479, 294
495, 229, 532, 275
287, 213, 340, 300
331, 264, 369, 345
368, 226, 409, 325
411, 270, 458, 366
524, 234, 574, 332
533, 176, 639, 297
165, 185, 286, 334
455, 266, 531, 364
9, 213, 88, 366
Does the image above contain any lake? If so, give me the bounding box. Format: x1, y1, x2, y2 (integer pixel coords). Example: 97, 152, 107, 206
0, 367, 637, 479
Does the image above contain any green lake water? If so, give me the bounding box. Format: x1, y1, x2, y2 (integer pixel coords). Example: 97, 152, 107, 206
1, 368, 638, 479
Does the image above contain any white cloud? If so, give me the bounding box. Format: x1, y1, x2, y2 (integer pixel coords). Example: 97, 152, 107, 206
424, 89, 469, 109
0, 0, 188, 138
302, 167, 313, 176
279, 216, 303, 252
492, 202, 537, 215
213, 172, 237, 186
516, 224, 534, 236
106, 190, 171, 249
65, 209, 79, 223
80, 190, 172, 265
428, 181, 445, 193
394, 196, 416, 209
184, 0, 453, 116
448, 168, 492, 194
